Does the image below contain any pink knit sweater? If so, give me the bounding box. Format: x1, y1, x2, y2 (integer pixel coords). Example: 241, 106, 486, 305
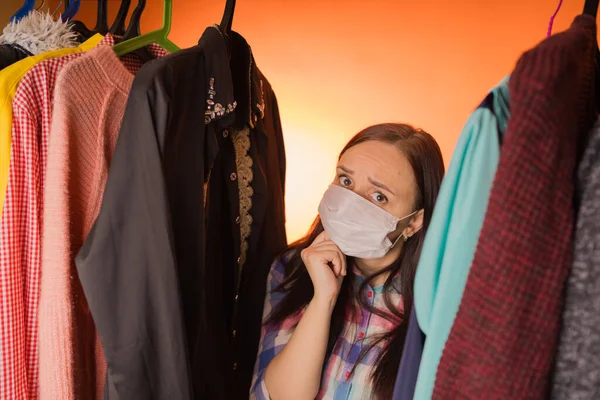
39, 45, 138, 400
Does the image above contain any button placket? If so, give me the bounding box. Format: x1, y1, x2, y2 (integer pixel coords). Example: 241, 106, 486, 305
353, 287, 376, 372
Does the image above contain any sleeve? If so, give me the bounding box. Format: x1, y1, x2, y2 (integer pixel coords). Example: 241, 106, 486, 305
38, 74, 83, 399
413, 107, 501, 400
250, 258, 304, 400
0, 104, 39, 400
268, 90, 286, 193
392, 307, 426, 400
75, 68, 192, 400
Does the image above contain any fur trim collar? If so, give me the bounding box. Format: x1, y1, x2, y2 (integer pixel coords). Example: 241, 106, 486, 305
0, 11, 78, 55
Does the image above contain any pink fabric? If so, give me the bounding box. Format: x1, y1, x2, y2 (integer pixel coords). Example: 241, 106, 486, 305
1, 35, 123, 400
1, 33, 164, 400
38, 44, 167, 400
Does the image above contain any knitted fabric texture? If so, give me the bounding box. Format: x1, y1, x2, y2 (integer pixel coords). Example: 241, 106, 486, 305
432, 15, 597, 400
550, 119, 600, 399
0, 35, 103, 400
38, 44, 166, 400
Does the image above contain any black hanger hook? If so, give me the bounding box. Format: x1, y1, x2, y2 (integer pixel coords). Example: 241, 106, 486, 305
93, 0, 109, 35
220, 0, 236, 34
109, 0, 132, 36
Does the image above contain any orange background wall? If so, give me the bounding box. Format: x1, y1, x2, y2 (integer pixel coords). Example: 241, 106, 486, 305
0, 0, 592, 241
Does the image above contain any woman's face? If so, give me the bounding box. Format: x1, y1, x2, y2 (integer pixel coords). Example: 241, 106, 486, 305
334, 140, 421, 240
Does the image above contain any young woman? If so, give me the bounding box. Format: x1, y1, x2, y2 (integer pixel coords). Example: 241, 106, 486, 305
250, 123, 445, 400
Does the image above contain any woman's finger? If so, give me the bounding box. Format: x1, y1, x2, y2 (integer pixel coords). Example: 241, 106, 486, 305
313, 242, 347, 277
329, 253, 342, 276
314, 250, 342, 275
310, 231, 328, 246
311, 241, 341, 252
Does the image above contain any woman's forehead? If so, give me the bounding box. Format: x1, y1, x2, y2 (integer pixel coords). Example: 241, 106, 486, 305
339, 141, 409, 173
338, 141, 416, 192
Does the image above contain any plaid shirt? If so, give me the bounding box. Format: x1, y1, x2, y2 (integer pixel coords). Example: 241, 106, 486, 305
0, 35, 166, 400
251, 258, 403, 400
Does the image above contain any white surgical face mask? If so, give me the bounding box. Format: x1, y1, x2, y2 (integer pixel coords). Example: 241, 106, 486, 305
318, 184, 417, 259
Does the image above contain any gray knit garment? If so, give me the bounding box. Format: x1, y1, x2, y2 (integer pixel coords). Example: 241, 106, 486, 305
551, 119, 600, 400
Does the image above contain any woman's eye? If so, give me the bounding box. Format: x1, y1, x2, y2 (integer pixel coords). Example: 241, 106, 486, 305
338, 175, 352, 187
371, 192, 388, 204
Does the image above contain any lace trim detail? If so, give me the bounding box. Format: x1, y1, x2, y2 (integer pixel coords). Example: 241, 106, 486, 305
205, 77, 237, 124
232, 126, 254, 265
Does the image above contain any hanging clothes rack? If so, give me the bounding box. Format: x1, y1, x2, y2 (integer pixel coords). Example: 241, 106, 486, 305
112, 0, 179, 55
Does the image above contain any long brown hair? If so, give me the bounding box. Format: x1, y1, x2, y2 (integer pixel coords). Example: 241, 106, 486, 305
266, 123, 445, 399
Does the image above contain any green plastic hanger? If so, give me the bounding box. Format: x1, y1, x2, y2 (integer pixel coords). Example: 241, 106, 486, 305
112, 0, 179, 56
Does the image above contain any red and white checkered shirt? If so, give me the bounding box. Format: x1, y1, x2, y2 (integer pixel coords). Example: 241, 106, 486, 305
0, 35, 167, 400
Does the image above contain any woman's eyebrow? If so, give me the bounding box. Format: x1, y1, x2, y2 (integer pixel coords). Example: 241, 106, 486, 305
368, 177, 395, 195
337, 165, 354, 174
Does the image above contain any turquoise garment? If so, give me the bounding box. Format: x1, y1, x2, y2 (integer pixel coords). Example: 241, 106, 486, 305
412, 77, 510, 400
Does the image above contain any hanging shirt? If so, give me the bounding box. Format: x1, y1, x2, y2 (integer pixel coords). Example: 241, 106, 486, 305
0, 34, 102, 222
36, 43, 167, 400
433, 15, 597, 399
0, 43, 31, 70
409, 76, 510, 400
392, 307, 425, 400
0, 10, 79, 56
0, 33, 102, 400
551, 119, 600, 399
75, 26, 287, 399
0, 11, 78, 71
251, 259, 403, 400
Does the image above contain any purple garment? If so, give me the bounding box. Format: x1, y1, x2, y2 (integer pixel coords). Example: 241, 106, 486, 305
393, 307, 425, 400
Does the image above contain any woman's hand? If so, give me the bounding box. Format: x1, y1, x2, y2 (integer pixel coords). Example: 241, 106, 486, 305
264, 231, 346, 400
301, 231, 347, 306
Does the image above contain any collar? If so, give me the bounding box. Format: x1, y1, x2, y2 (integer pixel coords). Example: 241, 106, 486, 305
198, 26, 266, 130
229, 30, 266, 129
0, 10, 79, 55
6, 43, 32, 57
351, 265, 401, 294
96, 33, 117, 47
79, 33, 104, 51
95, 33, 168, 59
86, 45, 135, 95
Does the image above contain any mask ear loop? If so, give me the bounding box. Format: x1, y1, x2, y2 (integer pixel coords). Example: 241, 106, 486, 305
399, 209, 419, 221
394, 209, 419, 244
389, 233, 405, 248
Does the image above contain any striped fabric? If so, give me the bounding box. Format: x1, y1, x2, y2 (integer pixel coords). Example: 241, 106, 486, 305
251, 258, 403, 400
